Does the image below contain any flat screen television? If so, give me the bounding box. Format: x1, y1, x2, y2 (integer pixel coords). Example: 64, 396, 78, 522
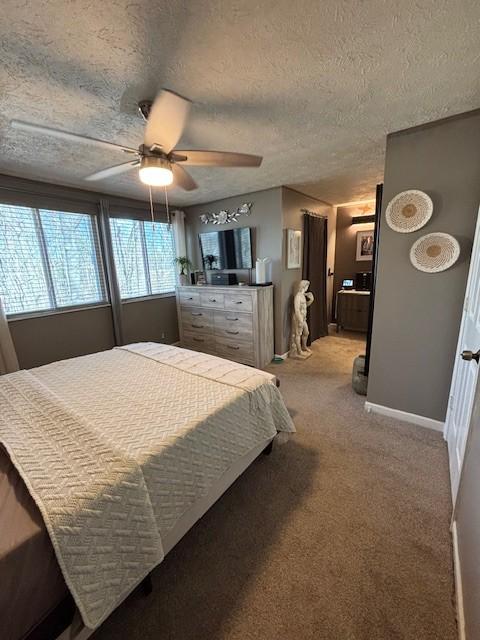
199, 227, 253, 270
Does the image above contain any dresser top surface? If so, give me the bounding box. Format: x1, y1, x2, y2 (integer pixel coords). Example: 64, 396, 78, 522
177, 284, 273, 291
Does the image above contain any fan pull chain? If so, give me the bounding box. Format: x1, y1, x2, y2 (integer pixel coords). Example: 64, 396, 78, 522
148, 185, 155, 224
148, 185, 171, 233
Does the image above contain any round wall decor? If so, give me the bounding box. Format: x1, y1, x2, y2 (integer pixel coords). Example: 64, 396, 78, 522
410, 232, 460, 273
386, 189, 433, 233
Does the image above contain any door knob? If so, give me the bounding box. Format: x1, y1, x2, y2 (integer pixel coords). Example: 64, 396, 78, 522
461, 349, 480, 363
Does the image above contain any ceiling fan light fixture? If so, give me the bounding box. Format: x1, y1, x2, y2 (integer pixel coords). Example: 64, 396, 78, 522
139, 156, 173, 187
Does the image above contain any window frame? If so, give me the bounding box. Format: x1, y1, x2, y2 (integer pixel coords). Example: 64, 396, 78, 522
2, 205, 109, 320
109, 217, 177, 302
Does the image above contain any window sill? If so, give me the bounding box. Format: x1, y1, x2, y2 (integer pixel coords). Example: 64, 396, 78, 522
121, 292, 176, 304
7, 303, 111, 322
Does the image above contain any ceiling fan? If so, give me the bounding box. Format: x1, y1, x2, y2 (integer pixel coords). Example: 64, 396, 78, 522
10, 90, 263, 192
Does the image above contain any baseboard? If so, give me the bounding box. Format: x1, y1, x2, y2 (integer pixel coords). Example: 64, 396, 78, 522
452, 520, 466, 640
364, 401, 445, 432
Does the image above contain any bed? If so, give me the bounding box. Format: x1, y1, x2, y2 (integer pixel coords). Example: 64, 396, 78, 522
0, 343, 294, 640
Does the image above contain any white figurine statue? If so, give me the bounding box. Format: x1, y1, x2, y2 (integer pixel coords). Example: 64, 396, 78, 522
289, 279, 314, 359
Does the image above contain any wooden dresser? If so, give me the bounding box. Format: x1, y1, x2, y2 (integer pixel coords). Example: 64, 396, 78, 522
176, 285, 274, 368
336, 290, 370, 332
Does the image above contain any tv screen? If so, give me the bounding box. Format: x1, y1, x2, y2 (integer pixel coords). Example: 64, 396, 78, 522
199, 227, 253, 270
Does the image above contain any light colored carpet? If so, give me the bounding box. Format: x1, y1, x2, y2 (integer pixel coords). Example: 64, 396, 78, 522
92, 333, 457, 640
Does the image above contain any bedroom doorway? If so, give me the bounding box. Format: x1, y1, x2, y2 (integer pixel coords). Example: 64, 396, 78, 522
331, 189, 380, 344
324, 186, 382, 393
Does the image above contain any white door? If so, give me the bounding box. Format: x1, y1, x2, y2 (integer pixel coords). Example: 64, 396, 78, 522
445, 206, 480, 504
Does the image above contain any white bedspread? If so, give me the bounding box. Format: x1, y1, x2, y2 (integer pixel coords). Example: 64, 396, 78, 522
0, 343, 294, 629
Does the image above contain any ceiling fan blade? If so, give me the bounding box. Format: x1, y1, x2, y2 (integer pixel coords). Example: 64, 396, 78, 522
172, 150, 263, 167
172, 163, 198, 191
143, 90, 191, 153
10, 120, 137, 154
84, 160, 140, 181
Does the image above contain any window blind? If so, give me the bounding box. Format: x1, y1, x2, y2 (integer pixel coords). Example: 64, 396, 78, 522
0, 204, 107, 315
110, 217, 176, 300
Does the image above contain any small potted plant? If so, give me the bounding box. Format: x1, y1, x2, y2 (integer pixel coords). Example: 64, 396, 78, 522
203, 254, 218, 270
174, 256, 193, 285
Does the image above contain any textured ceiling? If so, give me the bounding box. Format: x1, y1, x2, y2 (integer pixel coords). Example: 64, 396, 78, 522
0, 0, 479, 207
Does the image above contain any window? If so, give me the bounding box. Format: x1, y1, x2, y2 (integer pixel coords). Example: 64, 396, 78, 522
0, 204, 107, 315
110, 218, 176, 299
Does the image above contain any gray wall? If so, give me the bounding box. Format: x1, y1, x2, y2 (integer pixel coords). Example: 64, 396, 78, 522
10, 296, 178, 370
281, 188, 334, 351
9, 306, 115, 369
122, 297, 179, 345
368, 109, 480, 421
333, 204, 374, 320
184, 188, 284, 351
456, 376, 480, 640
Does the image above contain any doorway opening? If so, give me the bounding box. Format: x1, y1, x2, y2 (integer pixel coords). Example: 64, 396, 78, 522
322, 185, 383, 393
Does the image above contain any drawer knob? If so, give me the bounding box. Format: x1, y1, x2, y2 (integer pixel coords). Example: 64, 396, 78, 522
228, 345, 240, 350
192, 324, 204, 329
226, 316, 238, 321
209, 298, 217, 302
193, 337, 204, 342
235, 301, 243, 304
226, 330, 239, 335
191, 312, 203, 316
187, 297, 193, 300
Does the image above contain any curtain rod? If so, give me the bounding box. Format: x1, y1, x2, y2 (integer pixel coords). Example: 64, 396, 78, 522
301, 208, 328, 219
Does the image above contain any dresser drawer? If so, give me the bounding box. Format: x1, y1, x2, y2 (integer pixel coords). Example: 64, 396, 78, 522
224, 292, 253, 313
181, 318, 214, 335
200, 291, 225, 308
181, 307, 214, 328
179, 290, 201, 306
215, 336, 255, 365
214, 310, 253, 339
182, 331, 216, 354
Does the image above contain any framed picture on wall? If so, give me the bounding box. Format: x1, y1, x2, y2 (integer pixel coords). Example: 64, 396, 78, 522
287, 229, 302, 269
356, 229, 374, 261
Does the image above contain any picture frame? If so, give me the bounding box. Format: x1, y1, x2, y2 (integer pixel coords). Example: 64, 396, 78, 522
191, 270, 206, 285
356, 229, 374, 262
287, 229, 302, 269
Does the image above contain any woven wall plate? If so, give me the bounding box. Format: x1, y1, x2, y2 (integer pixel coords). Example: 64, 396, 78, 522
410, 232, 460, 273
386, 190, 433, 233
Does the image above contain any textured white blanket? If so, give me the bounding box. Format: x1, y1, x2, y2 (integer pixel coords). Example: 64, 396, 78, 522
0, 343, 294, 629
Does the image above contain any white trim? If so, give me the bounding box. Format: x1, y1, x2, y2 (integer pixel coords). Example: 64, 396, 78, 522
364, 401, 444, 432
452, 520, 466, 640
274, 351, 289, 360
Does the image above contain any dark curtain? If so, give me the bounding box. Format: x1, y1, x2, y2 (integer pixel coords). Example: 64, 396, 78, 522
302, 213, 328, 343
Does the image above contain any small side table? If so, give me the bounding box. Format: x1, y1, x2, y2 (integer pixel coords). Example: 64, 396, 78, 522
336, 290, 370, 332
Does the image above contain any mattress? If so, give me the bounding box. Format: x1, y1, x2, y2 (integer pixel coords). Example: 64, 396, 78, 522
0, 343, 294, 638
